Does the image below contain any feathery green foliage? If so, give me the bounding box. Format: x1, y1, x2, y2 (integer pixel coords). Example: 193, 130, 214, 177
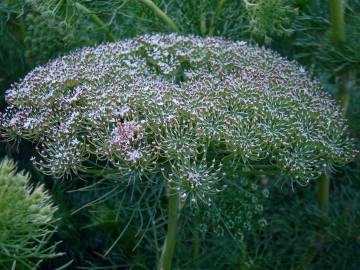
0, 158, 59, 269
243, 0, 297, 44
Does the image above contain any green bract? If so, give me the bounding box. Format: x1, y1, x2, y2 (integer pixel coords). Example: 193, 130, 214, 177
0, 158, 58, 269
1, 34, 355, 186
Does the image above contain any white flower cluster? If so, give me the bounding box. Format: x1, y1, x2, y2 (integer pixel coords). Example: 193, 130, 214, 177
168, 154, 224, 207
1, 34, 356, 187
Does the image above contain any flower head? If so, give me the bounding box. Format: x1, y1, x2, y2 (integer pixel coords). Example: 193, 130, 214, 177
1, 34, 356, 184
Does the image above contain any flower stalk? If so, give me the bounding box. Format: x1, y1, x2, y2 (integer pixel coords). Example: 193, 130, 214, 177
313, 0, 346, 221
317, 173, 330, 213
330, 0, 349, 114
330, 0, 346, 45
75, 2, 116, 41
239, 241, 250, 270
140, 0, 180, 33
158, 180, 180, 270
313, 0, 347, 221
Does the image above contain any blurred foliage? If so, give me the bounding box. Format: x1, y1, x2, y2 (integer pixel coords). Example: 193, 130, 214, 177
0, 0, 359, 269
0, 158, 60, 269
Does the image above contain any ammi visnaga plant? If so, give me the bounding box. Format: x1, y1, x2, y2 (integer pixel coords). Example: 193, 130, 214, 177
1, 34, 356, 269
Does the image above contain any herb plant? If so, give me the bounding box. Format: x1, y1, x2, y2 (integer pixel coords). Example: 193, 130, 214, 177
1, 34, 356, 269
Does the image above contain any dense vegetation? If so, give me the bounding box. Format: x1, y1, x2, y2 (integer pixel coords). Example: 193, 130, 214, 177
0, 0, 359, 269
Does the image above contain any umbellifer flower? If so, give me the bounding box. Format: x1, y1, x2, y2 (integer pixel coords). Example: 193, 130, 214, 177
1, 34, 355, 183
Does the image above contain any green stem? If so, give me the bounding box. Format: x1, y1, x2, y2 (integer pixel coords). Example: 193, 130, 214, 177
330, 0, 346, 44
317, 173, 330, 213
140, 0, 180, 33
330, 0, 349, 114
75, 3, 116, 41
239, 241, 249, 270
321, 0, 342, 204
158, 181, 180, 270
208, 0, 226, 36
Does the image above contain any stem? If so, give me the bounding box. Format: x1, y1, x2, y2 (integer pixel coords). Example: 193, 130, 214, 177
330, 0, 349, 114
75, 3, 116, 41
158, 181, 179, 270
330, 0, 346, 44
208, 0, 226, 36
140, 0, 180, 33
317, 173, 330, 213
239, 241, 249, 270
